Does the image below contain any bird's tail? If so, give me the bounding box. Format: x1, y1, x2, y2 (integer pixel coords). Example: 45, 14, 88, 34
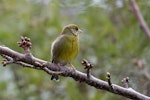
51, 75, 59, 81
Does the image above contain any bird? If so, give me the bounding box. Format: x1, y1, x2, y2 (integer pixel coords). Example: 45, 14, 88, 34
51, 24, 82, 80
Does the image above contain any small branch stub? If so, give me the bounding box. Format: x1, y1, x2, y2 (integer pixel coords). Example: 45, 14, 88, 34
18, 36, 33, 62
1, 54, 13, 66
81, 59, 93, 79
106, 72, 113, 90
2, 59, 10, 66
122, 77, 129, 88
18, 36, 32, 53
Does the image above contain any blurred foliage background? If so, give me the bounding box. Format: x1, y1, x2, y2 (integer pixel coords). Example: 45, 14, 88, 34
0, 0, 150, 100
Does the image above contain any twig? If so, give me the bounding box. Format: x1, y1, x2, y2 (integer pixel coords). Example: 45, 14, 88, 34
106, 72, 113, 90
18, 36, 32, 53
81, 59, 93, 79
18, 36, 33, 61
122, 77, 129, 88
130, 0, 150, 39
1, 54, 14, 66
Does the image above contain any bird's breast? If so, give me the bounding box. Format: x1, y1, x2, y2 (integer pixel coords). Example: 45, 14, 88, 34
64, 35, 78, 60
52, 35, 79, 64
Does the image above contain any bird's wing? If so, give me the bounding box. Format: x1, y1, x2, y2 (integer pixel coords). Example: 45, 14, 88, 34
51, 35, 65, 62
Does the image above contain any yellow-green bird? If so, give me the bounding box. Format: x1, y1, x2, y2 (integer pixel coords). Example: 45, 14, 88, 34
51, 24, 82, 80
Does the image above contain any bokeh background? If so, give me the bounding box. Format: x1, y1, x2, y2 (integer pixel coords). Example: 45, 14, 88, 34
0, 0, 150, 100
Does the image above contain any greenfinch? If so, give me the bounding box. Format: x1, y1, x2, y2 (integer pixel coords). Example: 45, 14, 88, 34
51, 24, 82, 80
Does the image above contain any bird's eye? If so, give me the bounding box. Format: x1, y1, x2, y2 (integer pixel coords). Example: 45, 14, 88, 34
75, 27, 78, 31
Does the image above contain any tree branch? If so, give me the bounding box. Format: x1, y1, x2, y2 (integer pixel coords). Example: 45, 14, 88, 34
130, 0, 150, 40
0, 45, 150, 100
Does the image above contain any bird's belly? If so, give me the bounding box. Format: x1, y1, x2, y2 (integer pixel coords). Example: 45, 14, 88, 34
57, 41, 78, 64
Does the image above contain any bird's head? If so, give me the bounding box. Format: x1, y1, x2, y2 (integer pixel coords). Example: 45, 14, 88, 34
61, 24, 82, 36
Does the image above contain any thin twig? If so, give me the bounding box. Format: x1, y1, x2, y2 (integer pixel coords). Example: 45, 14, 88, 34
81, 59, 93, 79
130, 0, 150, 39
106, 72, 113, 90
122, 77, 129, 88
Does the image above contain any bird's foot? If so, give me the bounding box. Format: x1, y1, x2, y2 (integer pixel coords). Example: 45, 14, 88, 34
52, 63, 61, 67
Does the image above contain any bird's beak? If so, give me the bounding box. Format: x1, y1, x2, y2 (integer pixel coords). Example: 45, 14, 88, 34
78, 29, 83, 33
